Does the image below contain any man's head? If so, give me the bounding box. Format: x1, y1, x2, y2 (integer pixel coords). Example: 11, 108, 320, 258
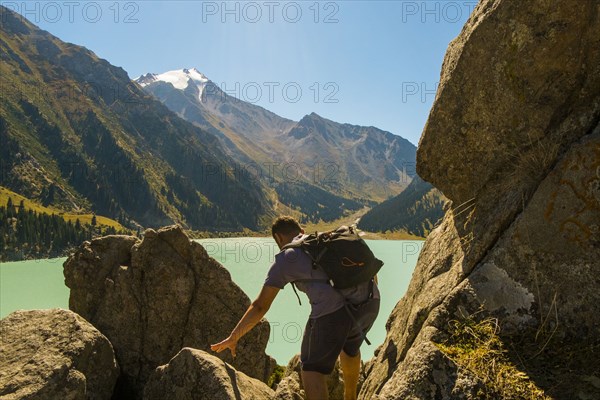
271, 216, 304, 249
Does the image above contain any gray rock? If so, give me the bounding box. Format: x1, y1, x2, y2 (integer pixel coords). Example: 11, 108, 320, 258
64, 234, 138, 320
64, 225, 274, 399
417, 0, 600, 271
0, 308, 118, 400
143, 348, 273, 400
360, 0, 600, 398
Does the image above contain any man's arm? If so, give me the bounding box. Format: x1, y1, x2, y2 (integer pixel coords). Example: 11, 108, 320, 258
210, 285, 280, 357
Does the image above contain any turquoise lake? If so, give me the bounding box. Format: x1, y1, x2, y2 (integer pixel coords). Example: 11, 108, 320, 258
0, 239, 423, 365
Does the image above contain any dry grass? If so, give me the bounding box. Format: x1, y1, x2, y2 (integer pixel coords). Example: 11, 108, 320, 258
490, 132, 563, 211
435, 316, 551, 400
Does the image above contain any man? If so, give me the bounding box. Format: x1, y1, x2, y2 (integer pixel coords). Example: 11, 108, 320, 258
211, 216, 380, 400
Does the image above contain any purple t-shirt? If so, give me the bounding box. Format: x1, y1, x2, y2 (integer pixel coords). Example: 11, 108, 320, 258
264, 235, 380, 319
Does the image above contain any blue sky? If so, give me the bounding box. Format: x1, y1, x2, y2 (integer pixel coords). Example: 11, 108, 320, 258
6, 1, 475, 146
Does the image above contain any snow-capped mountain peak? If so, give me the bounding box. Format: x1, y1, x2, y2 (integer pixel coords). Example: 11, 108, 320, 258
136, 68, 209, 100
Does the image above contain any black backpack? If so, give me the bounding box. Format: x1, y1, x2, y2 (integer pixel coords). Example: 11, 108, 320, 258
282, 225, 383, 345
282, 224, 384, 293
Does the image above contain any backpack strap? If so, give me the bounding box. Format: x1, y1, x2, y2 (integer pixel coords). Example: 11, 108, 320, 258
283, 239, 328, 270
312, 246, 328, 265
291, 282, 302, 306
290, 278, 330, 306
341, 300, 372, 346
336, 278, 376, 346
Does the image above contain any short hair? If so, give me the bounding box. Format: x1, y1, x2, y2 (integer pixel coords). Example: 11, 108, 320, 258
271, 216, 302, 237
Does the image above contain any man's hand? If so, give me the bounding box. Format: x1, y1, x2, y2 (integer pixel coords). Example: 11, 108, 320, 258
209, 286, 279, 359
210, 335, 238, 358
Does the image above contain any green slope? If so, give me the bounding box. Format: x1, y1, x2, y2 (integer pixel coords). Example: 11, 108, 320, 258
0, 6, 274, 231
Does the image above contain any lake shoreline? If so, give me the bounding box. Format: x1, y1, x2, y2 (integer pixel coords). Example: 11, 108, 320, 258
1, 238, 422, 366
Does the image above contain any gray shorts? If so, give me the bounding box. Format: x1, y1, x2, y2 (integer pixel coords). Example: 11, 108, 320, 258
300, 297, 380, 374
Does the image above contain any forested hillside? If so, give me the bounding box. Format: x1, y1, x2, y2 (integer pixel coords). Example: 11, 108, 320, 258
0, 197, 120, 261
0, 5, 273, 232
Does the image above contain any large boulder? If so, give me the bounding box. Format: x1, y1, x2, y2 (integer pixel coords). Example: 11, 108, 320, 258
143, 348, 274, 400
64, 225, 274, 399
0, 308, 118, 399
360, 0, 600, 399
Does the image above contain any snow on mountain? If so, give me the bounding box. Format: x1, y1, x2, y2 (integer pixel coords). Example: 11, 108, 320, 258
136, 68, 209, 101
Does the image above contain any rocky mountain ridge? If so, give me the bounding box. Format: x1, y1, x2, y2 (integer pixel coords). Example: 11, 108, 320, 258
136, 69, 418, 218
